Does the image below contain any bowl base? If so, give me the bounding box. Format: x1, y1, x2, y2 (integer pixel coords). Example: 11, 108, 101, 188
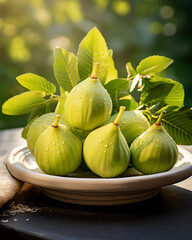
41, 188, 160, 206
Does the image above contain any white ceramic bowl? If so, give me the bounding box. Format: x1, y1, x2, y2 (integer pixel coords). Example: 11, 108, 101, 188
6, 145, 192, 206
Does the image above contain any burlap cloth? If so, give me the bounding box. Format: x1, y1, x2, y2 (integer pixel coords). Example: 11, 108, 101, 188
0, 155, 23, 208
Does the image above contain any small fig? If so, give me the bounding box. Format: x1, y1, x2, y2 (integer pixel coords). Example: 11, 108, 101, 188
64, 63, 112, 131
34, 115, 82, 176
83, 106, 131, 178
106, 110, 150, 145
67, 169, 99, 178
119, 167, 143, 177
27, 112, 64, 155
130, 111, 178, 174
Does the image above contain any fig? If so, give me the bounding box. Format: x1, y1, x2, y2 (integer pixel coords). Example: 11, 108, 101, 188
27, 112, 64, 155
64, 63, 112, 131
119, 167, 143, 177
106, 110, 150, 145
34, 115, 82, 176
67, 169, 99, 178
130, 111, 178, 174
83, 106, 131, 178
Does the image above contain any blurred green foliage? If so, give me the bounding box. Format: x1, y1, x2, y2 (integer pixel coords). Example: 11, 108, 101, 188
0, 0, 191, 129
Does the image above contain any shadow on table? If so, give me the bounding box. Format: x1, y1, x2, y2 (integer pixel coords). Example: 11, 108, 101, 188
38, 185, 191, 214
1, 184, 192, 240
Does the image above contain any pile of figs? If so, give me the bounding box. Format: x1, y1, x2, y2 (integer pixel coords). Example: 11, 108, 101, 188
27, 63, 178, 178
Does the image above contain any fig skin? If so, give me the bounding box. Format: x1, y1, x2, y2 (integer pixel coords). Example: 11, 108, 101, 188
63, 63, 112, 131
27, 112, 64, 155
106, 110, 150, 146
83, 106, 131, 178
34, 115, 82, 176
130, 111, 178, 174
119, 167, 143, 177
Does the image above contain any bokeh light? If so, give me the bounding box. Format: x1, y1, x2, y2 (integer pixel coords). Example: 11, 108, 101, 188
163, 23, 177, 36
150, 22, 163, 35
112, 0, 131, 16
0, 0, 191, 129
160, 5, 174, 19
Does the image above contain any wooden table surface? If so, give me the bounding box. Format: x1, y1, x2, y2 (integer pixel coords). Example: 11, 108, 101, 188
0, 128, 192, 240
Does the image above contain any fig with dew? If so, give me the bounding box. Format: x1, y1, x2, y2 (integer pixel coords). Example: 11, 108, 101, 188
64, 63, 112, 131
106, 110, 150, 146
27, 112, 64, 155
83, 106, 131, 178
130, 111, 178, 174
34, 115, 82, 176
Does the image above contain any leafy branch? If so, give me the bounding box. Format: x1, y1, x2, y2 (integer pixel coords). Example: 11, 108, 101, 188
1, 27, 192, 145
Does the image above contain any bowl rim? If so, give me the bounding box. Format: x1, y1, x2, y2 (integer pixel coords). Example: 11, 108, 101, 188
6, 145, 192, 193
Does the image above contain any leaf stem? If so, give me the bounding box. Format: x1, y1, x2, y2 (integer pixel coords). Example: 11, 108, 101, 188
127, 74, 137, 81
50, 94, 60, 98
113, 106, 126, 126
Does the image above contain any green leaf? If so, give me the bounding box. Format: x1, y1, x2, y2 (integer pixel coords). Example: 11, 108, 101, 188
162, 109, 192, 145
119, 95, 139, 110
2, 91, 46, 115
54, 47, 80, 92
77, 27, 109, 85
22, 115, 40, 139
22, 98, 57, 139
126, 62, 137, 77
130, 74, 141, 92
140, 76, 184, 108
55, 87, 68, 116
104, 78, 131, 95
105, 49, 118, 84
27, 104, 46, 122
180, 106, 192, 119
104, 78, 131, 113
136, 55, 173, 75
16, 73, 56, 95
45, 98, 58, 113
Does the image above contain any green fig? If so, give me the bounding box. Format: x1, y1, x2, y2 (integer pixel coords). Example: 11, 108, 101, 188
130, 111, 178, 174
119, 167, 143, 177
64, 63, 112, 131
67, 168, 99, 178
83, 106, 131, 178
106, 110, 150, 145
27, 112, 64, 155
34, 115, 82, 176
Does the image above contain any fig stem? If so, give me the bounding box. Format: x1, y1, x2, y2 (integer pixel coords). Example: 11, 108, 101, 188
91, 63, 99, 79
113, 106, 126, 126
52, 115, 60, 128
156, 110, 166, 125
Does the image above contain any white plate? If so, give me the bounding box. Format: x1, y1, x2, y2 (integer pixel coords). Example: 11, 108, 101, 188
6, 145, 192, 206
